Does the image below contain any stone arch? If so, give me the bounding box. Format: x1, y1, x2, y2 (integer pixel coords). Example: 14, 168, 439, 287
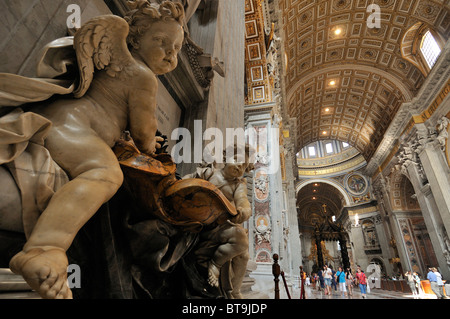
400, 22, 446, 76
388, 169, 420, 211
296, 178, 351, 207
400, 22, 429, 76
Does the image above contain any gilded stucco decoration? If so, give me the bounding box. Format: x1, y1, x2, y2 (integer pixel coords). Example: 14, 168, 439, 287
245, 0, 275, 105
279, 0, 449, 160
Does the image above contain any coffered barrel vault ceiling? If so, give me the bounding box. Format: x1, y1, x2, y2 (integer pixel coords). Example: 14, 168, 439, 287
280, 0, 450, 161
297, 182, 345, 225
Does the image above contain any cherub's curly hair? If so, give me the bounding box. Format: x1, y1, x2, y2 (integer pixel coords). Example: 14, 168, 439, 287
124, 0, 185, 48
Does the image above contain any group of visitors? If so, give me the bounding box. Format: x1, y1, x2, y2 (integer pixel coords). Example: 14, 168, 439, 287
404, 270, 423, 299
426, 267, 449, 299
303, 265, 449, 299
307, 265, 369, 298
405, 267, 449, 299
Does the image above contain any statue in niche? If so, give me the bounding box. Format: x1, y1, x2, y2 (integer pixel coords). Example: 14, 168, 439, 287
254, 174, 269, 194
256, 216, 269, 233
362, 221, 379, 247
0, 0, 248, 300
182, 144, 254, 298
437, 116, 449, 151
366, 262, 381, 289
255, 227, 271, 245
440, 227, 450, 266
255, 215, 271, 245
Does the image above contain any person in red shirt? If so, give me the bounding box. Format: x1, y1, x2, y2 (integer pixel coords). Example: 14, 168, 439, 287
355, 266, 368, 299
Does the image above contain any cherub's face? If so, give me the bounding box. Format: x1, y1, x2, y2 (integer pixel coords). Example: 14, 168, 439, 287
137, 20, 184, 75
222, 154, 249, 179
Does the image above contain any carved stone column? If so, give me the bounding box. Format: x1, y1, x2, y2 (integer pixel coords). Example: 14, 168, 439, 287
414, 125, 450, 233
401, 147, 450, 279
371, 178, 396, 275
281, 120, 302, 276
338, 235, 350, 270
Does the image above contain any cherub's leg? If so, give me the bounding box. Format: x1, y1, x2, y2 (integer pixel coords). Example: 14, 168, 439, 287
207, 225, 248, 288
229, 250, 249, 299
0, 166, 23, 233
10, 129, 123, 299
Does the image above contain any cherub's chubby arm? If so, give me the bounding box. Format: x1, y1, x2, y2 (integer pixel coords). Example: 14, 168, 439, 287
127, 74, 159, 154
231, 179, 252, 224
183, 166, 214, 180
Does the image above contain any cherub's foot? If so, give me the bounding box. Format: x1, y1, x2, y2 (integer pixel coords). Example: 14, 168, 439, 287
231, 291, 243, 299
207, 261, 220, 287
9, 247, 73, 299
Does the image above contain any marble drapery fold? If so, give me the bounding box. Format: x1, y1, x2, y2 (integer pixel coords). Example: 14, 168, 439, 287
0, 37, 77, 237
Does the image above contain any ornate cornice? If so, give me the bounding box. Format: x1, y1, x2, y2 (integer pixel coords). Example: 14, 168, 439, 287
298, 154, 366, 177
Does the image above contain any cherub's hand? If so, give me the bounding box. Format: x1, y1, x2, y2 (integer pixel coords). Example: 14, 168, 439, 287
232, 206, 252, 224
143, 136, 164, 156
155, 136, 164, 149
142, 139, 157, 156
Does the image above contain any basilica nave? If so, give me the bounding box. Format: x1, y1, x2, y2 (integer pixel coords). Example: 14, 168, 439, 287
0, 0, 449, 300
243, 0, 450, 299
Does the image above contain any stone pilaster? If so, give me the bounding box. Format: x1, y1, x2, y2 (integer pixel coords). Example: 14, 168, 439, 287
371, 177, 398, 275
414, 126, 450, 233
400, 147, 450, 278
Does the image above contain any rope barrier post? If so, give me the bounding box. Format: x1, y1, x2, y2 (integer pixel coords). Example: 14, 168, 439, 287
281, 271, 291, 299
272, 254, 280, 299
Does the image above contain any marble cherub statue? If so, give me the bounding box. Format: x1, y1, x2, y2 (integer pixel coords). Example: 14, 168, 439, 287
184, 144, 254, 298
437, 116, 449, 150
6, 0, 185, 299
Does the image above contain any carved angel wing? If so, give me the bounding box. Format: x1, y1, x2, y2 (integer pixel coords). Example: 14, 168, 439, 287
73, 15, 134, 98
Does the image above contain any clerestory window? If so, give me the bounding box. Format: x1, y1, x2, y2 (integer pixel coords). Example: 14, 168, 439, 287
420, 31, 441, 69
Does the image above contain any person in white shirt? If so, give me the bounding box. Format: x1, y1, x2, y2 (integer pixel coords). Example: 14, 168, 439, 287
433, 267, 448, 299
323, 265, 333, 295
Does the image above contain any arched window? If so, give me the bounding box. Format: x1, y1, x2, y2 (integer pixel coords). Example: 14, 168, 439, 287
420, 30, 442, 69
401, 23, 445, 76
308, 145, 316, 157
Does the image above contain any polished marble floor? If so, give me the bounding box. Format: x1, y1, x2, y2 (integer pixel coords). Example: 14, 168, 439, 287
289, 284, 448, 300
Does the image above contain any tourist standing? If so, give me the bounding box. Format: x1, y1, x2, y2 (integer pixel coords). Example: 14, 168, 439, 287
312, 273, 317, 289
345, 268, 354, 296
413, 272, 423, 299
355, 266, 368, 299
330, 265, 337, 292
335, 266, 347, 297
405, 271, 418, 298
317, 268, 324, 292
445, 274, 450, 300
433, 267, 447, 299
324, 265, 332, 295
427, 267, 443, 299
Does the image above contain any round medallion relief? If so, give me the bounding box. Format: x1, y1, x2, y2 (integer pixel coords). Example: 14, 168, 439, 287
345, 173, 368, 195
